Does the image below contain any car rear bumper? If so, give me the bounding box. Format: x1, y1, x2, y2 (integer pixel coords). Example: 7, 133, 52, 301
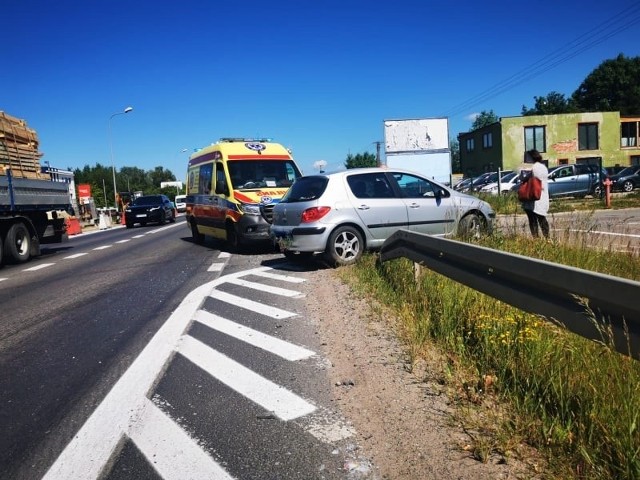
271, 226, 328, 252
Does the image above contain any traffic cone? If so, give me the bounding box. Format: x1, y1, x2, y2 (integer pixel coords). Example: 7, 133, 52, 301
121, 211, 126, 225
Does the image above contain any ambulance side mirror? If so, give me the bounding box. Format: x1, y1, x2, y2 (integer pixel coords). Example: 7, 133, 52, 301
215, 180, 229, 196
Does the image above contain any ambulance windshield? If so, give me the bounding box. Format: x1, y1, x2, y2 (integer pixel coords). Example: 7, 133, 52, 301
228, 160, 301, 190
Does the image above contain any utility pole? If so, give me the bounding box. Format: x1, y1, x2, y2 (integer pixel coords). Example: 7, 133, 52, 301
374, 141, 382, 167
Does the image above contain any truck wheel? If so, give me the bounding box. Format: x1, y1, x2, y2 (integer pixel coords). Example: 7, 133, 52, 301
324, 225, 363, 267
191, 222, 205, 245
4, 222, 31, 264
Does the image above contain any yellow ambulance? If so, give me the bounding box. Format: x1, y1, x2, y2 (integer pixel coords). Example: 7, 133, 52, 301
185, 138, 302, 249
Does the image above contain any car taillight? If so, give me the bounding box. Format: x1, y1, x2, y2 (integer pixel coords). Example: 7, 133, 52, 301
301, 206, 331, 223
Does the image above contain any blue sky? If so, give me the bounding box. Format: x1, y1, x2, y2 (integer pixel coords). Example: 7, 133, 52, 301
2, 0, 640, 183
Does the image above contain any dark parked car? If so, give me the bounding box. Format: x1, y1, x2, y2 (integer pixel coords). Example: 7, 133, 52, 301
610, 166, 640, 192
125, 194, 176, 228
606, 165, 627, 176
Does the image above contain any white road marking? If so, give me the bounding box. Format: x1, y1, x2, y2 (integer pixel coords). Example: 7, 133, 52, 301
226, 277, 304, 297
92, 245, 112, 250
218, 252, 231, 258
178, 335, 316, 421
23, 263, 55, 272
130, 399, 234, 480
115, 239, 131, 244
210, 289, 297, 319
208, 263, 225, 272
132, 235, 145, 238
43, 278, 220, 480
250, 270, 306, 283
569, 229, 640, 239
44, 266, 320, 479
0, 278, 7, 282
64, 253, 88, 259
194, 310, 314, 361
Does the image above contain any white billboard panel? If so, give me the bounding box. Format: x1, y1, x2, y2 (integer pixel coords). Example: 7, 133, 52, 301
384, 118, 449, 154
386, 152, 452, 185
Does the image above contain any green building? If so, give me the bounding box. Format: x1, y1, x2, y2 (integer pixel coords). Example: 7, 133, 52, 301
458, 112, 640, 176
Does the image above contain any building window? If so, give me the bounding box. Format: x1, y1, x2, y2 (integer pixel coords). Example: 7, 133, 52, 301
578, 123, 599, 150
524, 126, 546, 152
482, 132, 493, 148
466, 138, 475, 152
621, 121, 638, 148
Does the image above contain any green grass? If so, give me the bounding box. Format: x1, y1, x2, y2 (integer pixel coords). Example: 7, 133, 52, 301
340, 229, 640, 479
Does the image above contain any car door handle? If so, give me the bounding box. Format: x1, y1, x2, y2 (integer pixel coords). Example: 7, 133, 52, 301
358, 205, 370, 210
409, 203, 420, 208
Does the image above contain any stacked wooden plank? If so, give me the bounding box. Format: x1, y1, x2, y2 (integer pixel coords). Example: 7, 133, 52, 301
0, 111, 46, 179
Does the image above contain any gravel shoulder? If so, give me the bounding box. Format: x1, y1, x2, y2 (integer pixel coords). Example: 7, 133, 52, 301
303, 267, 543, 479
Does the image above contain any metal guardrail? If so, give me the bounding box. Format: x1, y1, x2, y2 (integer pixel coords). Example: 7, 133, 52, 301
379, 230, 640, 359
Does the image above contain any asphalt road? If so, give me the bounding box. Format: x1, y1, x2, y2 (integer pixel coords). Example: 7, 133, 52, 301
0, 218, 360, 479
498, 207, 640, 254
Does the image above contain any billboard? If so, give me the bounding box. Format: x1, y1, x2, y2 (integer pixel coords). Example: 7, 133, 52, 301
385, 152, 451, 185
384, 118, 449, 154
78, 183, 91, 199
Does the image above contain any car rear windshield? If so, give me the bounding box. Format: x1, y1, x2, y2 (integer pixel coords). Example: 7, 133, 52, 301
281, 176, 328, 202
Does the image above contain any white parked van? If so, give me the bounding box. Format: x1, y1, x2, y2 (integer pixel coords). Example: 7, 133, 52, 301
174, 195, 187, 212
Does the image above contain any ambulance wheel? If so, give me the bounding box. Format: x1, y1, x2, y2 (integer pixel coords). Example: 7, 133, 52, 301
191, 222, 204, 245
226, 224, 242, 253
4, 222, 31, 264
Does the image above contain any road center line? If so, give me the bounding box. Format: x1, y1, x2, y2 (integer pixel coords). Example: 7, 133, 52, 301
22, 263, 55, 271
178, 335, 316, 421
64, 253, 88, 259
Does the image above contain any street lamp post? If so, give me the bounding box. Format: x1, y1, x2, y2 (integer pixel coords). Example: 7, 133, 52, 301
109, 106, 133, 209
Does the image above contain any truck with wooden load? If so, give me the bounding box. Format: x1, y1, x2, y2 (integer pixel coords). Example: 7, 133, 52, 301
0, 111, 72, 266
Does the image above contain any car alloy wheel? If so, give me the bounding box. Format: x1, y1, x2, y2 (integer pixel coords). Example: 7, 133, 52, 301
623, 180, 634, 192
325, 225, 363, 267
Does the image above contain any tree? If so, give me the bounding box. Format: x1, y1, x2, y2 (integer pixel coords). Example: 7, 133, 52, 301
571, 54, 640, 115
73, 163, 178, 208
471, 110, 499, 130
521, 91, 577, 116
344, 152, 377, 169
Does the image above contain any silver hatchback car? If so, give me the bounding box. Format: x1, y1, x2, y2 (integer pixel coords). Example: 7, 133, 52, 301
270, 168, 495, 266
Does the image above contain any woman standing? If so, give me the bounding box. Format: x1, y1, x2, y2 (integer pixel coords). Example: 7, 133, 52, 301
519, 149, 550, 238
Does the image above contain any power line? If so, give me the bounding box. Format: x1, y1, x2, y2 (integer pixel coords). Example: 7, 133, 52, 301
441, 3, 640, 118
